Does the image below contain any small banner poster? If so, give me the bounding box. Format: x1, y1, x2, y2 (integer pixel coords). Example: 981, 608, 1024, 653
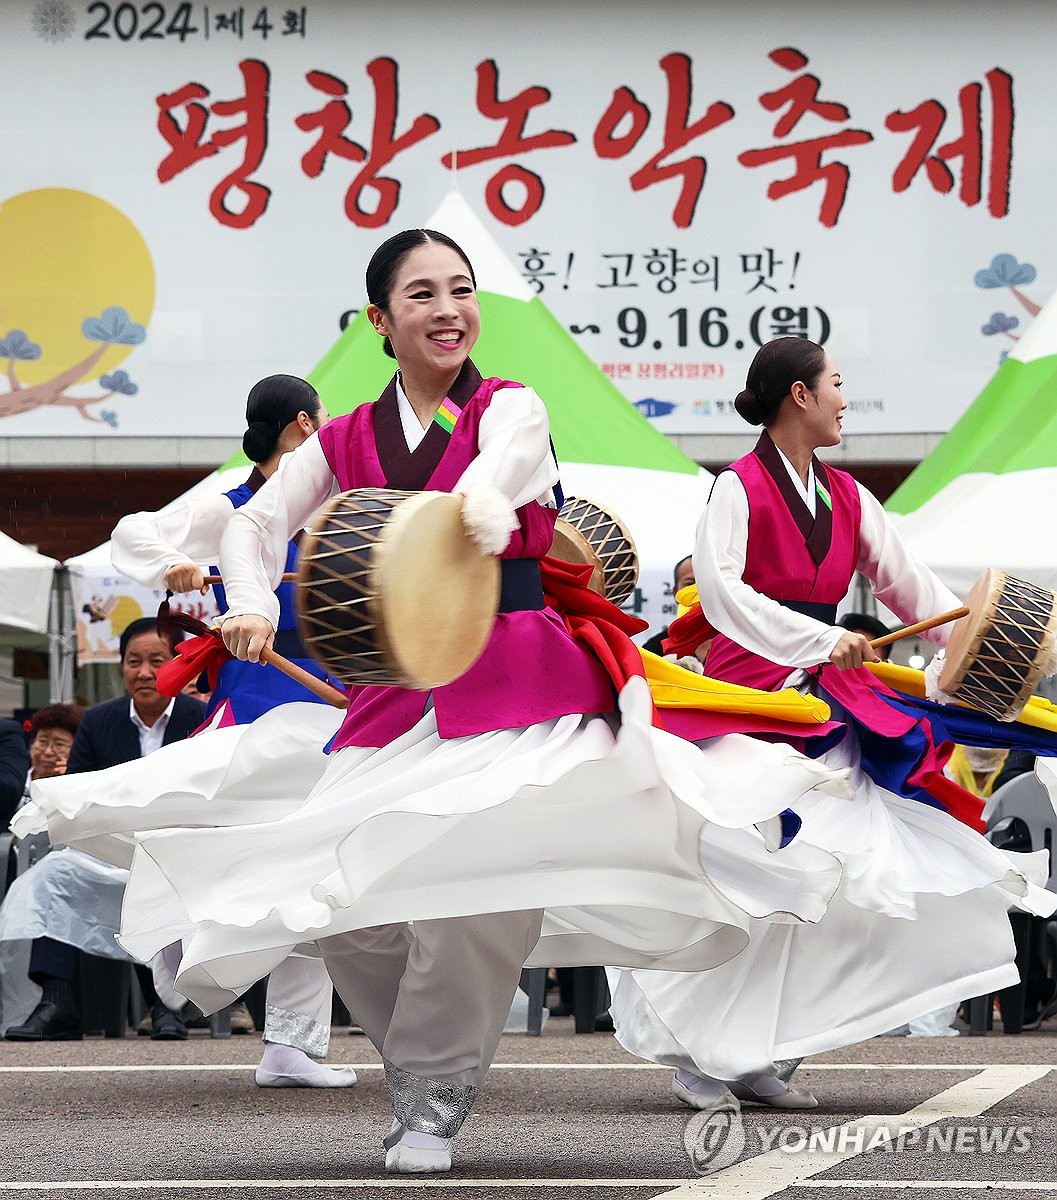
71, 569, 219, 664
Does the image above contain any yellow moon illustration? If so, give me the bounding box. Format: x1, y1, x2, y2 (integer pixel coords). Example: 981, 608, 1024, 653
107, 594, 145, 638
0, 189, 155, 386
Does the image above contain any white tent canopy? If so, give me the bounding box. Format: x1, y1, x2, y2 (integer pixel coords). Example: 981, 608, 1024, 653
0, 529, 67, 709
559, 461, 712, 630
891, 469, 1057, 598
889, 289, 1057, 597
0, 530, 57, 638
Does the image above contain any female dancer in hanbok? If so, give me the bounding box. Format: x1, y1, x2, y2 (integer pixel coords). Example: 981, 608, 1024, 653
608, 336, 1057, 1115
114, 374, 337, 728
25, 234, 855, 1174
108, 374, 355, 1089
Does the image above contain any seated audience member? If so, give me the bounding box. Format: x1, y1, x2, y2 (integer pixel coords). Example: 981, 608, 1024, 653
947, 744, 1009, 801
22, 704, 83, 794
991, 748, 1036, 795
642, 555, 696, 658
0, 619, 205, 1041
0, 718, 29, 831
948, 741, 1056, 1029
5, 704, 83, 889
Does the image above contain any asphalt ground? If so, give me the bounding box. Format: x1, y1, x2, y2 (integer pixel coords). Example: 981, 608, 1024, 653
0, 1013, 1054, 1200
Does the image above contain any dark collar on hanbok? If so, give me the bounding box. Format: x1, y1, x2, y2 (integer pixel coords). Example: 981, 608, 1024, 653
753, 431, 834, 567
243, 465, 268, 494
373, 360, 483, 490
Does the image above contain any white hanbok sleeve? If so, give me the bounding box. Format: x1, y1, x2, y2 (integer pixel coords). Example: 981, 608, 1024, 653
854, 482, 962, 647
111, 493, 236, 588
453, 386, 559, 555
695, 471, 845, 668
218, 435, 338, 629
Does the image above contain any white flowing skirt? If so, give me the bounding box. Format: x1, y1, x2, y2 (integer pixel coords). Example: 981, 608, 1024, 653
607, 730, 1056, 1080
22, 679, 852, 1015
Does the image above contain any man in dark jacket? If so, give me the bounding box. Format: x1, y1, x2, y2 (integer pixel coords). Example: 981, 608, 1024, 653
0, 718, 30, 829
3, 618, 204, 1041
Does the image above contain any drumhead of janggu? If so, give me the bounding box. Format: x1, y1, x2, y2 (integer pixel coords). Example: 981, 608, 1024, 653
938, 567, 1004, 693
377, 491, 501, 689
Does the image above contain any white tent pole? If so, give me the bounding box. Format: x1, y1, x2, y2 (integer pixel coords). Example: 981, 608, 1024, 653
61, 567, 76, 703
47, 566, 75, 704
47, 567, 61, 702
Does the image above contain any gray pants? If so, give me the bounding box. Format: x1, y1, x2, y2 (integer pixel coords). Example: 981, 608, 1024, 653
263, 953, 334, 1058
318, 909, 543, 1136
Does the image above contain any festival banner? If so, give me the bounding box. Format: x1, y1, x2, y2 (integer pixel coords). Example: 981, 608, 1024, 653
1, 0, 1054, 441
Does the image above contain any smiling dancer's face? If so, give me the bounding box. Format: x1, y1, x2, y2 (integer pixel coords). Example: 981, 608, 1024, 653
801, 352, 846, 448
369, 243, 481, 384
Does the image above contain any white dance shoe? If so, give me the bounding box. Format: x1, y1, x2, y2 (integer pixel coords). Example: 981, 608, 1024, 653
383, 1123, 453, 1174
254, 1044, 358, 1088
729, 1074, 818, 1109
255, 1064, 358, 1088
672, 1069, 741, 1115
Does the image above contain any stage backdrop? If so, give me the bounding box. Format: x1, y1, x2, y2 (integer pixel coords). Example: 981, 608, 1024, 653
1, 0, 1053, 441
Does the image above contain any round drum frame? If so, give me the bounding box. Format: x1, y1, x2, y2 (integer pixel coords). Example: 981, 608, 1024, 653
938, 567, 1057, 721
296, 488, 500, 690
550, 495, 639, 607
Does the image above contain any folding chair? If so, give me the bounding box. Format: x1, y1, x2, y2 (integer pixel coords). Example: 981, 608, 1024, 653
968, 772, 1057, 1034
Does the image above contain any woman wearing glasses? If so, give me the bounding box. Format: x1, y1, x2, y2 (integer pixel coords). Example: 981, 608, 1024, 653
0, 704, 83, 1029
23, 705, 82, 797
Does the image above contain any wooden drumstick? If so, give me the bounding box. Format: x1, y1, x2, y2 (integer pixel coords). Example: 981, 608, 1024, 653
158, 597, 346, 707
202, 572, 298, 585
256, 647, 349, 708
869, 607, 970, 650
198, 572, 346, 705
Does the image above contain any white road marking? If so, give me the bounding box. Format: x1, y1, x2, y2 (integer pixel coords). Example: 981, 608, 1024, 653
0, 1062, 1047, 1074
801, 1184, 1057, 1191
0, 1180, 684, 1192
0, 1062, 654, 1074
1, 1178, 1055, 1195
653, 1065, 1053, 1199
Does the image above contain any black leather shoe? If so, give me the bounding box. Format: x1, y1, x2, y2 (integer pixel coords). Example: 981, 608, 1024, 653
5, 1000, 83, 1041
150, 1003, 187, 1041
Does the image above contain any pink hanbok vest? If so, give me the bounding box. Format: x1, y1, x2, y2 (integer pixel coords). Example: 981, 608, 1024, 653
317, 366, 616, 748
696, 435, 985, 831
703, 432, 861, 692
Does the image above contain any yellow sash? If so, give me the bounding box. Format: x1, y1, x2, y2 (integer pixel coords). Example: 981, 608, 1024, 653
866, 661, 1057, 735
642, 649, 832, 725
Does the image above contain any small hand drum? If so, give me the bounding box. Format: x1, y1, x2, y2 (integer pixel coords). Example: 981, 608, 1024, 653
549, 495, 639, 606
938, 568, 1057, 721
296, 488, 500, 690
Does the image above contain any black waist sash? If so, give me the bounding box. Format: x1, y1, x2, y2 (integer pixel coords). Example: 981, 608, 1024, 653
499, 559, 544, 613
272, 627, 310, 659
776, 598, 838, 625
